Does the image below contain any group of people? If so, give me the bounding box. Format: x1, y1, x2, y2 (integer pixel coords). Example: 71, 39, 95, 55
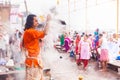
0, 27, 24, 67
0, 13, 120, 80
55, 28, 120, 72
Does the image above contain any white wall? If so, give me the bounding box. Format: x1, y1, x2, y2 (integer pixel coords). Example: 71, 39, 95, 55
12, 0, 120, 32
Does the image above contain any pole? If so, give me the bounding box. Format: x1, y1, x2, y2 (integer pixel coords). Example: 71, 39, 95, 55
68, 0, 70, 31
57, 0, 60, 5
85, 0, 88, 33
117, 0, 119, 39
24, 0, 28, 15
74, 0, 76, 11
96, 0, 97, 5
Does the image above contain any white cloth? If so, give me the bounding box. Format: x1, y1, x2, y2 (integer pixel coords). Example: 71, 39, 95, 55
79, 40, 91, 59
0, 37, 6, 50
100, 37, 108, 50
108, 41, 120, 62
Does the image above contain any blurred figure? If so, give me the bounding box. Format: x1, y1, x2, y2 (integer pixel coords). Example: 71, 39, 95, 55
78, 34, 91, 70
75, 34, 81, 54
23, 14, 50, 80
75, 34, 81, 65
93, 28, 100, 61
0, 34, 7, 59
60, 33, 65, 47
69, 40, 75, 61
63, 33, 71, 52
99, 33, 109, 71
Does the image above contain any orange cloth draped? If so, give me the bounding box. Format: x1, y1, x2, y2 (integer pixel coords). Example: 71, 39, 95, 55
25, 58, 39, 68
23, 28, 45, 68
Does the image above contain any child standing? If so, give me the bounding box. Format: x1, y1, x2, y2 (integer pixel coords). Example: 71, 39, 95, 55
69, 40, 75, 60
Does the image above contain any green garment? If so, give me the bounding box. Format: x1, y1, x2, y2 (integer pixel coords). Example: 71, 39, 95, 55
60, 34, 64, 46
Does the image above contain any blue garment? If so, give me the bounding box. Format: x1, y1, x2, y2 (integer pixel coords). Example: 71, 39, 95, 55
70, 50, 74, 57
116, 56, 120, 60
94, 35, 99, 42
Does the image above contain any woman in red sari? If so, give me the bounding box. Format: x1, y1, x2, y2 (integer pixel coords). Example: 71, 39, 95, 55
75, 34, 81, 65
23, 14, 50, 80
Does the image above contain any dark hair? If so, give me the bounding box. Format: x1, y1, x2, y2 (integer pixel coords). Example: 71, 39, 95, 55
99, 34, 103, 37
81, 32, 85, 37
24, 14, 36, 31
85, 34, 89, 38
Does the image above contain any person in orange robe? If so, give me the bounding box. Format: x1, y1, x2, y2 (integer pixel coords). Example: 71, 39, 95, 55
23, 14, 50, 80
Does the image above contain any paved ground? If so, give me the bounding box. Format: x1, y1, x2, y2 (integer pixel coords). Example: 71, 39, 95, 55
42, 48, 120, 80
2, 48, 120, 80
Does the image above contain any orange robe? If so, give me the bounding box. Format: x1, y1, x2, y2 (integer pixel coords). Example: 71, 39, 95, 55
23, 28, 45, 68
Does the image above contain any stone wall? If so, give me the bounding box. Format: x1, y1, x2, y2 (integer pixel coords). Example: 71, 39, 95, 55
0, 2, 11, 26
